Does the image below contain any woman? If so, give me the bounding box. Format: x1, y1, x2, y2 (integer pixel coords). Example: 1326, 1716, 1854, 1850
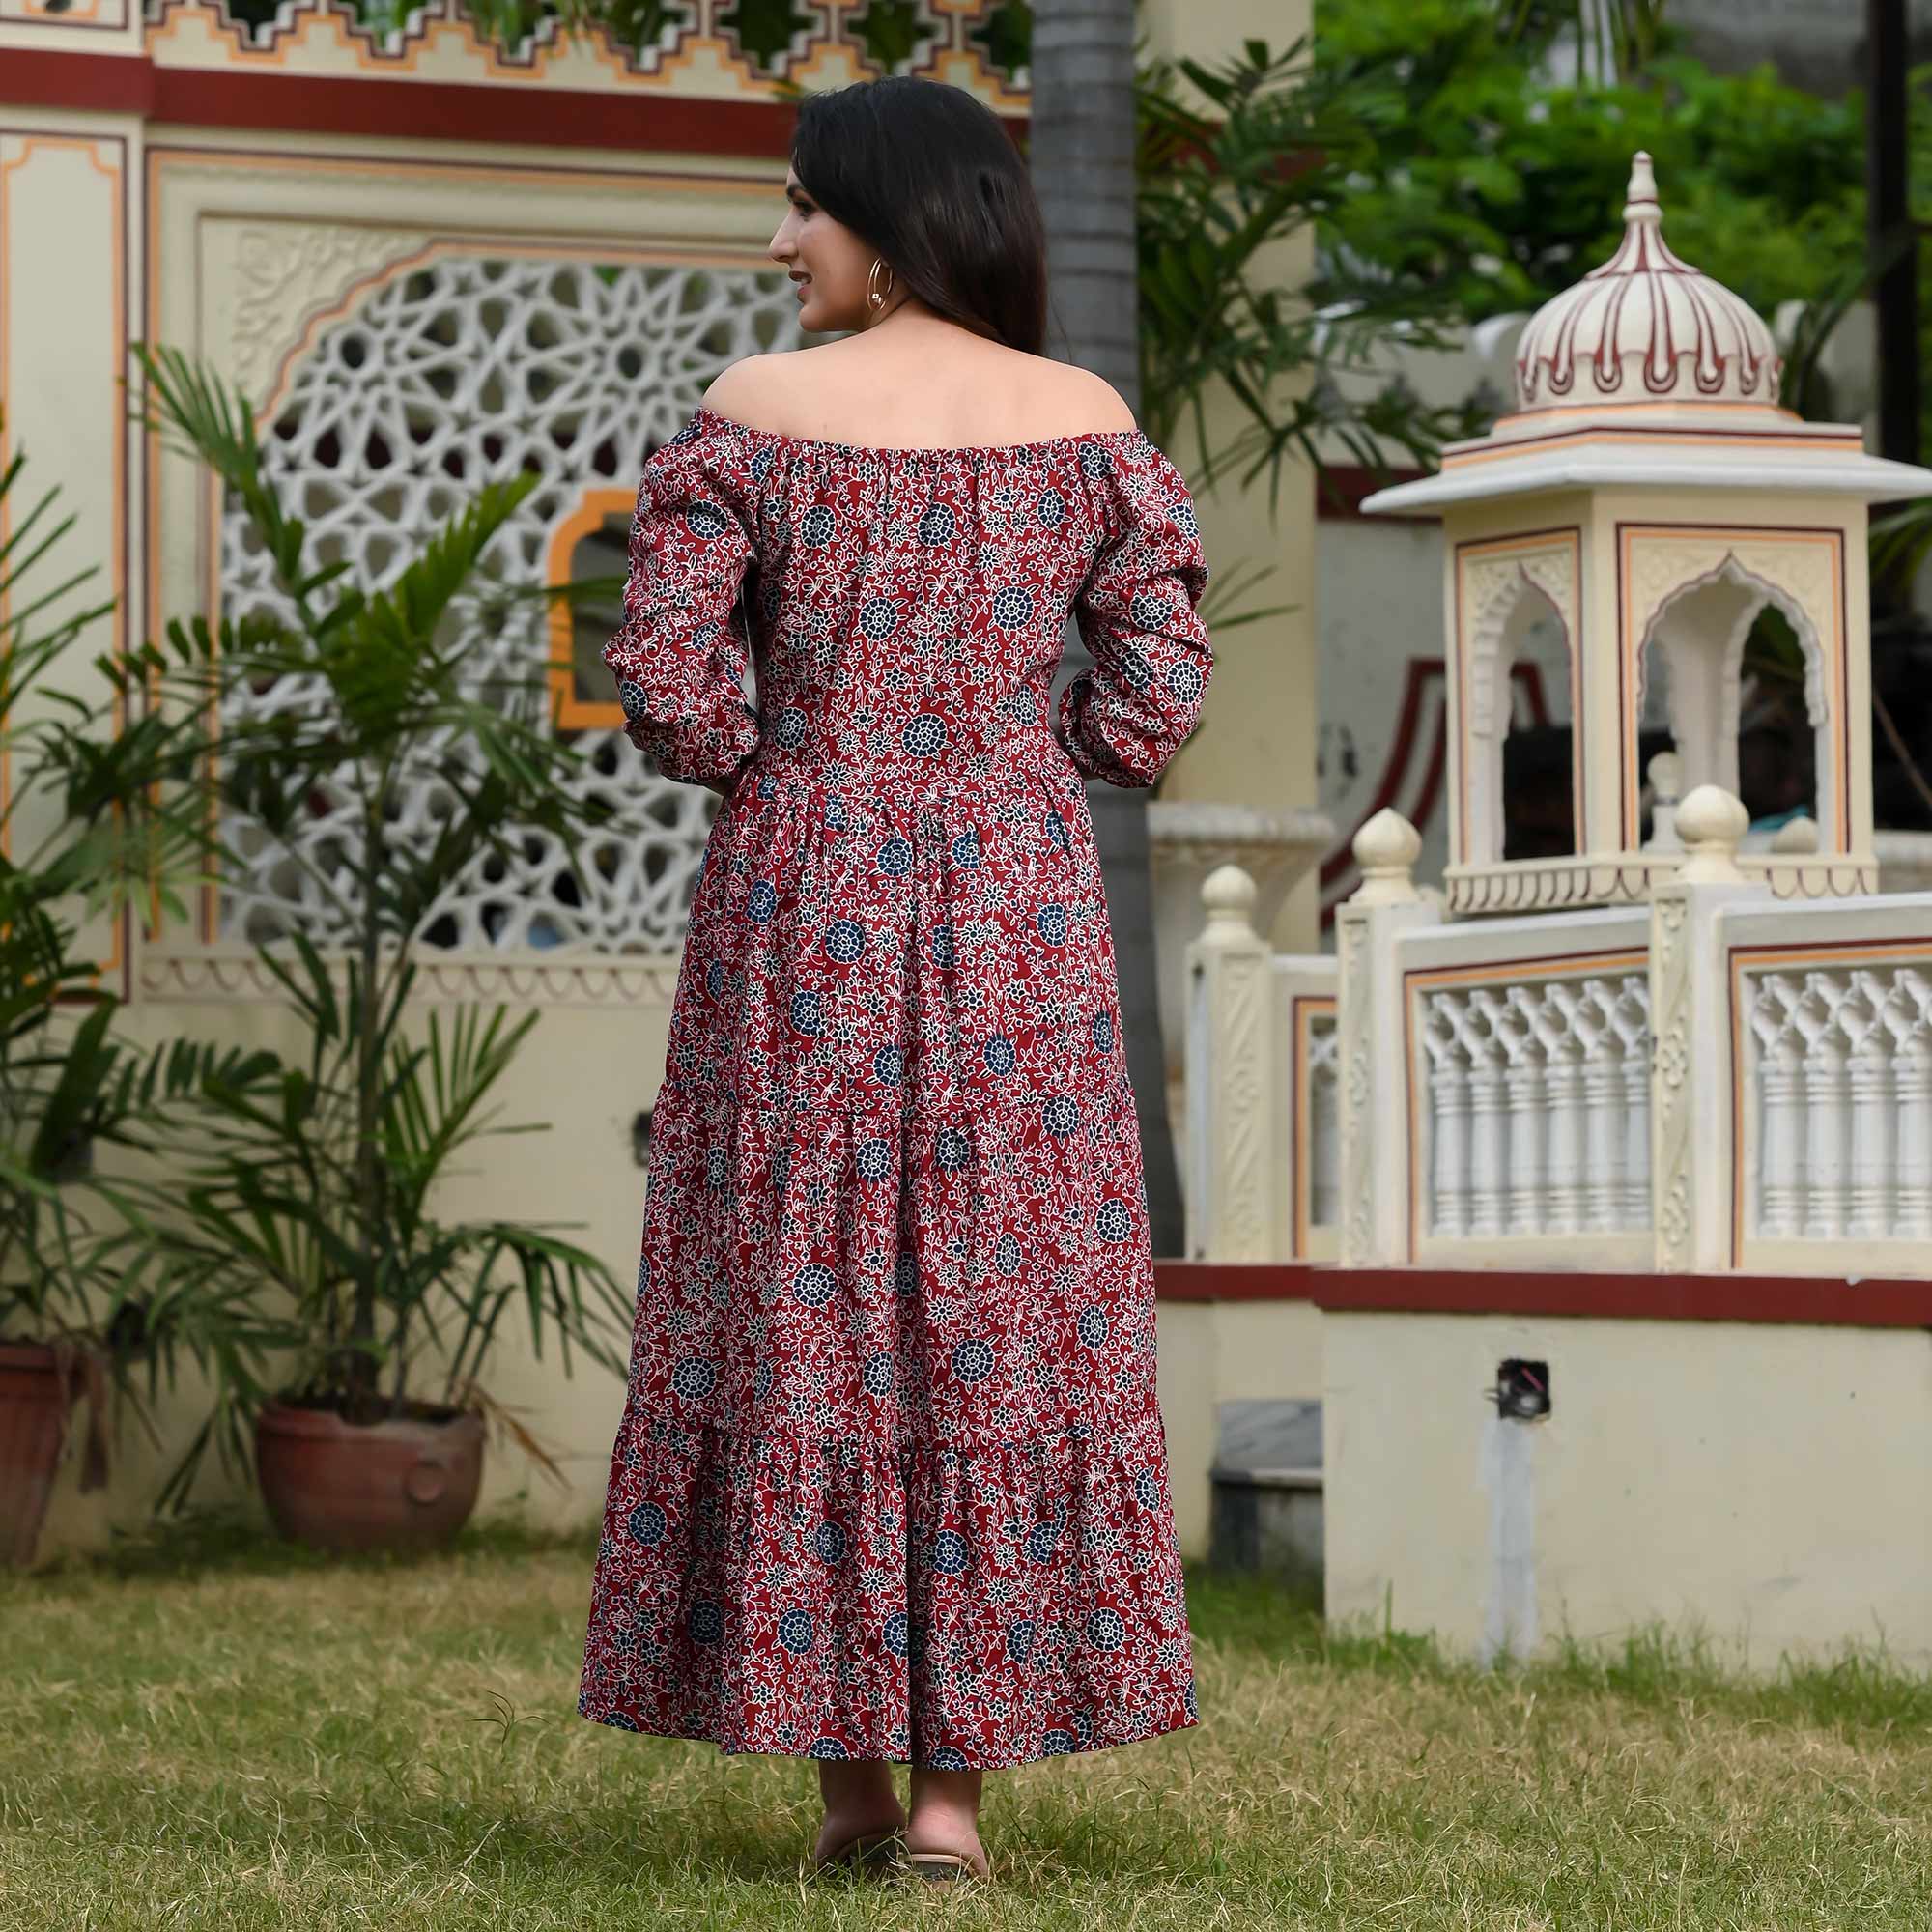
578, 73, 1213, 1886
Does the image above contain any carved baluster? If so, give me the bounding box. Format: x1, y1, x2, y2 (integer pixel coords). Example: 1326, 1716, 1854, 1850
1749, 975, 1807, 1239
1489, 987, 1548, 1236
1842, 972, 1896, 1242
1795, 974, 1852, 1240
1308, 1023, 1340, 1229
1423, 993, 1471, 1238
1886, 971, 1932, 1242
1609, 976, 1652, 1228
1573, 980, 1629, 1234
1452, 996, 1509, 1237
1523, 989, 1585, 1235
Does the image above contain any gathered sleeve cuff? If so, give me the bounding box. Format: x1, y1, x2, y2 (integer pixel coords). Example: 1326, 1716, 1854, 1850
1058, 438, 1214, 788
601, 417, 762, 787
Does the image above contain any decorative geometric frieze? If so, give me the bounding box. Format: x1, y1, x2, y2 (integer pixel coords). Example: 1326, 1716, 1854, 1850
143, 0, 1030, 106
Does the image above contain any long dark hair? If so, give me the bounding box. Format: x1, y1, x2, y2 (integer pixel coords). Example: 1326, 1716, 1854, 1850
790, 77, 1048, 356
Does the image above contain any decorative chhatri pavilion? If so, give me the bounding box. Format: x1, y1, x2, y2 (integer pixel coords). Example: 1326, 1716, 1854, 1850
1362, 154, 1932, 916
1181, 151, 1932, 1670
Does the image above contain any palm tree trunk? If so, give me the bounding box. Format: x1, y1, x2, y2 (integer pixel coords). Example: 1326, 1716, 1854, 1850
1030, 0, 1186, 1261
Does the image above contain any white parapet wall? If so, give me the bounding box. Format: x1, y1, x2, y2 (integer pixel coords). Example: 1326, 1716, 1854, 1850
1331, 791, 1932, 1283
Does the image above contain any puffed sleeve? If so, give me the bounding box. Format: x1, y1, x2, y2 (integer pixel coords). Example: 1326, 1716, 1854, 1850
601, 417, 762, 787
1058, 437, 1214, 787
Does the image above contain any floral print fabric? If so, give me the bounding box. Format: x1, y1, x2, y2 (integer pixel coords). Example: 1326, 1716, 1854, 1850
579, 405, 1213, 1768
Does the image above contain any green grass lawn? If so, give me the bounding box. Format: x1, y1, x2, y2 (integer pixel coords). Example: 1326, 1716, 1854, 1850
5, 1519, 1932, 1929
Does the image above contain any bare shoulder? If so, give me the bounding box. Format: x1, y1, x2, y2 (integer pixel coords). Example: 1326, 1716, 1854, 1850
1036, 362, 1138, 437
697, 355, 792, 425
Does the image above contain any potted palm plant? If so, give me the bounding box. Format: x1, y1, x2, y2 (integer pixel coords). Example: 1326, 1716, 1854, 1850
132, 346, 636, 1551
0, 419, 284, 1566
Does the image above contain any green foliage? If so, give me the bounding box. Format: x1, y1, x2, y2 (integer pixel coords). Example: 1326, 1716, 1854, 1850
1313, 0, 1865, 332
0, 418, 289, 1474
1134, 37, 1493, 515
127, 346, 634, 1506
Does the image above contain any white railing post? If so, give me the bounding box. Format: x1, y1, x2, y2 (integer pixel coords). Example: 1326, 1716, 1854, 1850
1184, 864, 1276, 1262
1842, 971, 1895, 1242
1338, 810, 1442, 1265
1610, 978, 1652, 1228
1574, 980, 1628, 1235
1521, 987, 1586, 1235
1885, 971, 1932, 1242
1479, 987, 1546, 1236
1649, 785, 1766, 1272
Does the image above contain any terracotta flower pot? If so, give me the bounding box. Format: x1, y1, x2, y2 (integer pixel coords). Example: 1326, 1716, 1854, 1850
0, 1344, 80, 1569
254, 1400, 485, 1555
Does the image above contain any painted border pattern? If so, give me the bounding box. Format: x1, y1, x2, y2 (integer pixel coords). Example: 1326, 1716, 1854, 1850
139, 0, 1027, 110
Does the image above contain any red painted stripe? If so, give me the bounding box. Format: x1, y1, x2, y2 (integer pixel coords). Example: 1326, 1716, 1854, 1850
1, 47, 156, 116
1312, 1267, 1932, 1329
1153, 1261, 1324, 1303
152, 66, 803, 153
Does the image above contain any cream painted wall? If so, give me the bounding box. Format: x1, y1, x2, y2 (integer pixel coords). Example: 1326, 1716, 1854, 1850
1324, 1309, 1932, 1669
1137, 0, 1321, 953
36, 986, 669, 1559
1156, 1296, 1323, 1560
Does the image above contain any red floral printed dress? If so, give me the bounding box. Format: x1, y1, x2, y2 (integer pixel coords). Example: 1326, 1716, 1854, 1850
578, 403, 1213, 1769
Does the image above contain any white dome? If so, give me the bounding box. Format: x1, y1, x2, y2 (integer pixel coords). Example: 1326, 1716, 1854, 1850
1514, 154, 1783, 412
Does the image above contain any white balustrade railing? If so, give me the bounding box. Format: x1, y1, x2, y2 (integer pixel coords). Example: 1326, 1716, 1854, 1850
1742, 963, 1932, 1245
1418, 970, 1653, 1244
1202, 795, 1932, 1282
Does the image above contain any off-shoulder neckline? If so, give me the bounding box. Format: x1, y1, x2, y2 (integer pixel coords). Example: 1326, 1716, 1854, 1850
687, 404, 1151, 461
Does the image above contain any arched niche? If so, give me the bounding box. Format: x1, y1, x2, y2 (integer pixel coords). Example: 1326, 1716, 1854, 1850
1635, 553, 1829, 843
1462, 563, 1577, 868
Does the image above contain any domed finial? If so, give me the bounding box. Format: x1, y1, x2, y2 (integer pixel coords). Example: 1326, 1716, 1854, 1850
1676, 784, 1747, 883
1623, 151, 1661, 226
1200, 862, 1258, 929
1350, 809, 1422, 906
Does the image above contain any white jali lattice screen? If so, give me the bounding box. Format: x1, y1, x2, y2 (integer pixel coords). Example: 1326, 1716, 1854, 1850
218, 254, 806, 952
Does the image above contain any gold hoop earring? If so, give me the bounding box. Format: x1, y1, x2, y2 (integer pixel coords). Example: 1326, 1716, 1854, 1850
867, 257, 895, 320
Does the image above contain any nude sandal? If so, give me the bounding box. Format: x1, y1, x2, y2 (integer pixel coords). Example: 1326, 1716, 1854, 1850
906, 1846, 992, 1884
811, 1827, 904, 1875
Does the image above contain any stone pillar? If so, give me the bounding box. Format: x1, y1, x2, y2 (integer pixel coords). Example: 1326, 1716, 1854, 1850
1337, 810, 1442, 1266
1648, 785, 1767, 1272
1183, 864, 1275, 1262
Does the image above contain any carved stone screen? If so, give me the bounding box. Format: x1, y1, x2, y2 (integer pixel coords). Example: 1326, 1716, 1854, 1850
216, 253, 803, 952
